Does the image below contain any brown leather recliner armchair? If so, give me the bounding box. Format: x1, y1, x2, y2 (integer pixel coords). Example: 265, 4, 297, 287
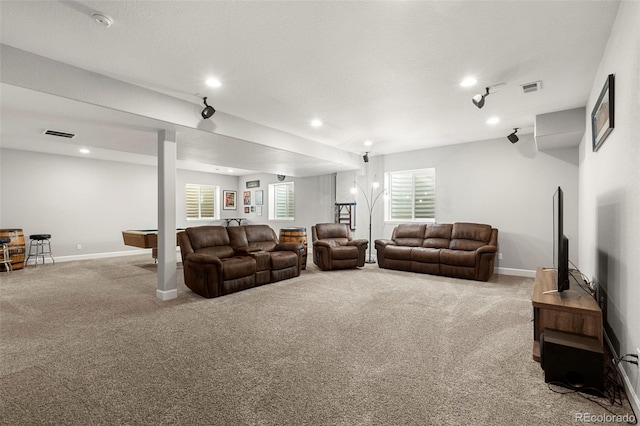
311, 223, 368, 270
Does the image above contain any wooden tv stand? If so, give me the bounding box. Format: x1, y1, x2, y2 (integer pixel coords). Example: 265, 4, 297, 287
531, 267, 603, 362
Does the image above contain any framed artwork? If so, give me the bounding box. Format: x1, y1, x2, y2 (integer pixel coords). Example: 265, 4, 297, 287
591, 73, 615, 152
256, 206, 262, 216
243, 191, 251, 206
223, 190, 236, 210
251, 206, 255, 213
244, 207, 250, 214
246, 180, 260, 188
255, 190, 263, 205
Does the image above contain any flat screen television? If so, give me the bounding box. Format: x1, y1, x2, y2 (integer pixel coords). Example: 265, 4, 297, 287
553, 186, 570, 292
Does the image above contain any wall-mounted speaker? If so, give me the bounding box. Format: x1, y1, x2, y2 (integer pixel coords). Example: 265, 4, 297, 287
541, 329, 604, 395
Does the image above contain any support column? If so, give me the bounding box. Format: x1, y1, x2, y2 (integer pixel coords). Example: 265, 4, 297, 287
157, 129, 178, 301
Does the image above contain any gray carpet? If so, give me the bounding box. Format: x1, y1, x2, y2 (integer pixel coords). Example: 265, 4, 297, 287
0, 256, 634, 425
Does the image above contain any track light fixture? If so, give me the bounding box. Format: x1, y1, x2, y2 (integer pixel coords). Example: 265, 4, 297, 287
363, 152, 369, 163
201, 97, 215, 119
507, 128, 519, 143
472, 87, 491, 109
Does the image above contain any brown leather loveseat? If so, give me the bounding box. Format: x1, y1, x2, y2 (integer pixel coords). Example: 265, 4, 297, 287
311, 223, 369, 270
374, 222, 498, 281
178, 225, 303, 298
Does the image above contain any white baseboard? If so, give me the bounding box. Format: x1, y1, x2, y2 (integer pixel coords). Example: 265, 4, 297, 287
604, 332, 640, 419
495, 267, 536, 278
53, 249, 154, 263
156, 288, 178, 301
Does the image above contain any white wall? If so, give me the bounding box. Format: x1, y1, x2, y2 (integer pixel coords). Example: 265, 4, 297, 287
0, 149, 237, 257
339, 134, 579, 273
578, 0, 639, 407
238, 173, 335, 238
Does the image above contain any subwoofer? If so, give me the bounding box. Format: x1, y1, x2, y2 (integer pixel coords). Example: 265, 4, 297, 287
541, 329, 604, 395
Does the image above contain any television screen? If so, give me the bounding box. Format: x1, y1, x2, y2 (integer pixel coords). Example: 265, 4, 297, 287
553, 187, 570, 292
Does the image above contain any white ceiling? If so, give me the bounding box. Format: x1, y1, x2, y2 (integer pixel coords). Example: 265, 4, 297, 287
0, 1, 621, 176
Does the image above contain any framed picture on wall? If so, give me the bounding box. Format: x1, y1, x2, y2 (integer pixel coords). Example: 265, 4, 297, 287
223, 190, 236, 210
591, 73, 615, 152
255, 190, 263, 205
244, 207, 250, 214
243, 191, 251, 206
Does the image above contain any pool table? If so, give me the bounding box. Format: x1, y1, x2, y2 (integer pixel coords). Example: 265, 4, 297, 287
121, 229, 184, 261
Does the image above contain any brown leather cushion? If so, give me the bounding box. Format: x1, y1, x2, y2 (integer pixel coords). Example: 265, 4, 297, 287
270, 251, 298, 270
187, 226, 230, 250
330, 245, 359, 260
220, 256, 256, 280
244, 225, 277, 244
250, 251, 271, 271
226, 226, 249, 248
393, 224, 425, 246
440, 249, 476, 267
449, 223, 492, 251
410, 247, 440, 263
195, 245, 234, 259
315, 223, 350, 240
385, 245, 413, 261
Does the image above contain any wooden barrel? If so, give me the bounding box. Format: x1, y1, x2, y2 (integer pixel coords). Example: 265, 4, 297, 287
279, 227, 307, 270
0, 229, 26, 270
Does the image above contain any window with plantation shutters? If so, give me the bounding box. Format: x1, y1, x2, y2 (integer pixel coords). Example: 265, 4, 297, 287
186, 184, 216, 220
268, 182, 295, 221
386, 169, 435, 221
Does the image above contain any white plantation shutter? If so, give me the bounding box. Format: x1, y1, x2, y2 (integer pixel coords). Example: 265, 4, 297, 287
388, 169, 435, 221
269, 182, 295, 220
186, 184, 216, 220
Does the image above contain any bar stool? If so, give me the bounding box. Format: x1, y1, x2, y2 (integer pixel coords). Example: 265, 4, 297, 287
26, 234, 55, 266
0, 237, 12, 273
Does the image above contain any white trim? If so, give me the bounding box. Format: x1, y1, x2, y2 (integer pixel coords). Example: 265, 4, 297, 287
156, 288, 178, 301
53, 249, 153, 263
605, 332, 640, 419
495, 267, 537, 278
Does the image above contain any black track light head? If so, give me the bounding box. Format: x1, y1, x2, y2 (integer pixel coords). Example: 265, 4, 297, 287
472, 87, 490, 109
201, 97, 215, 119
508, 128, 520, 143
363, 152, 369, 163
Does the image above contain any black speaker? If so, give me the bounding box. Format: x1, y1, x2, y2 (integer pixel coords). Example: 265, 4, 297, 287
541, 329, 604, 394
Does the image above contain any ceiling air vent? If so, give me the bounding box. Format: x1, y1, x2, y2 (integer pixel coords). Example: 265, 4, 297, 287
44, 130, 75, 138
521, 81, 542, 94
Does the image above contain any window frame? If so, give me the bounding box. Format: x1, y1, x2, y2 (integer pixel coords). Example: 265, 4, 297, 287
384, 168, 436, 223
268, 181, 295, 221
185, 183, 219, 221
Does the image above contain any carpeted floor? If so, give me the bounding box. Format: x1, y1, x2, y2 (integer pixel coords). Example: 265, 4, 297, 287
0, 256, 635, 425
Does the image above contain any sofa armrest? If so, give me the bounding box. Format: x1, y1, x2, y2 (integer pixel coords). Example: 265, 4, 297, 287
185, 253, 223, 267
274, 242, 304, 252
375, 239, 395, 249
477, 245, 497, 255
347, 238, 369, 247
314, 240, 338, 248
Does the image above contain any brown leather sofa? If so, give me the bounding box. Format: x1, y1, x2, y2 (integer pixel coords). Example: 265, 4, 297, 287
311, 223, 369, 270
178, 225, 303, 298
374, 222, 498, 281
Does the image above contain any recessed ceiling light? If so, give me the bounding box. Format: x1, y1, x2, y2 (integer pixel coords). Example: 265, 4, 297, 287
227, 169, 234, 173
364, 140, 373, 146
206, 78, 221, 88
79, 148, 90, 154
311, 118, 323, 128
460, 77, 477, 87
486, 117, 500, 125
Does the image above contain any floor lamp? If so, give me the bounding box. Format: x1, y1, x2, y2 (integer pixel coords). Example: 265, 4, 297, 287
352, 180, 386, 263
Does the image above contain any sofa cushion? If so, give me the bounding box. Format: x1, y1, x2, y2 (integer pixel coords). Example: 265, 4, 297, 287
440, 249, 477, 267
423, 224, 452, 248
331, 245, 359, 260
187, 226, 231, 251
410, 247, 440, 263
270, 251, 298, 270
196, 245, 234, 259
220, 256, 256, 280
385, 245, 413, 261
449, 223, 492, 251
314, 223, 350, 240
392, 224, 426, 246
244, 225, 278, 251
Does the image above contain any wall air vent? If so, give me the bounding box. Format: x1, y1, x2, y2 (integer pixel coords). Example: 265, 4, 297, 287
521, 81, 542, 94
44, 130, 75, 138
